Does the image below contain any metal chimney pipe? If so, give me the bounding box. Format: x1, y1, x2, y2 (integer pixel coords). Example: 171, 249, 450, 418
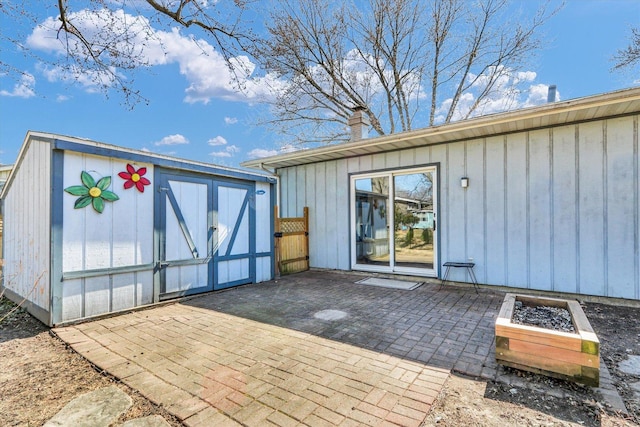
547, 85, 557, 103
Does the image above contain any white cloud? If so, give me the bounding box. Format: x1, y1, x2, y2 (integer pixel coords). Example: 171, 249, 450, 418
26, 9, 283, 103
56, 94, 70, 102
248, 148, 278, 159
247, 144, 301, 159
280, 144, 299, 153
208, 135, 228, 146
224, 117, 238, 125
434, 67, 556, 123
210, 144, 240, 158
154, 134, 189, 146
0, 73, 36, 98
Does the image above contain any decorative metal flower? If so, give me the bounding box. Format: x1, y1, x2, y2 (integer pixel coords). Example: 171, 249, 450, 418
118, 163, 151, 192
64, 171, 119, 213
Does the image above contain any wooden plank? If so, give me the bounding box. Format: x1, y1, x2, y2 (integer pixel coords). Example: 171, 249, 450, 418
498, 294, 516, 320
516, 294, 571, 309
506, 339, 599, 367
496, 348, 583, 377
496, 323, 581, 350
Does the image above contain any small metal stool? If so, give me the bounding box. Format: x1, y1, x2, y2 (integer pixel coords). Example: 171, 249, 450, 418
440, 262, 479, 293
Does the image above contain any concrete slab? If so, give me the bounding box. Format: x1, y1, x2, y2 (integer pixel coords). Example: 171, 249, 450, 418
618, 355, 640, 375
44, 385, 131, 427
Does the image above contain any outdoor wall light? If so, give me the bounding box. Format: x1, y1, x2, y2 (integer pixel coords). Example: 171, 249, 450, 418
461, 177, 469, 188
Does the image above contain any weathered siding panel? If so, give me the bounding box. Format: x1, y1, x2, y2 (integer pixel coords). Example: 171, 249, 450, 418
578, 121, 606, 296
505, 133, 528, 288
2, 137, 51, 315
484, 136, 507, 286
466, 139, 486, 283
335, 159, 350, 270
551, 125, 579, 294
528, 129, 552, 291
605, 116, 636, 298
446, 144, 467, 282
325, 161, 339, 269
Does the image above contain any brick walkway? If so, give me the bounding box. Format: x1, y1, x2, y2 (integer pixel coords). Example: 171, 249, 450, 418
54, 271, 505, 426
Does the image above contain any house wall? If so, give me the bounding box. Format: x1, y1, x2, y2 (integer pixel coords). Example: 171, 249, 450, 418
56, 152, 155, 324
1, 137, 51, 323
277, 114, 640, 300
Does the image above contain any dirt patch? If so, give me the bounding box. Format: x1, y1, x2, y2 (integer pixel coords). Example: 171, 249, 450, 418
423, 372, 634, 427
584, 301, 640, 423
1, 296, 639, 426
0, 297, 182, 427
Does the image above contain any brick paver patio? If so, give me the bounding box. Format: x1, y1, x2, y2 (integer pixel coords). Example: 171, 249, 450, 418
54, 271, 505, 426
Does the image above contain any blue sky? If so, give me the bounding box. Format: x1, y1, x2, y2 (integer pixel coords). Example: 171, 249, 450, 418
0, 0, 638, 167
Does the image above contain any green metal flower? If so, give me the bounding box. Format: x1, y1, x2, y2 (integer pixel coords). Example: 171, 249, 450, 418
64, 171, 120, 213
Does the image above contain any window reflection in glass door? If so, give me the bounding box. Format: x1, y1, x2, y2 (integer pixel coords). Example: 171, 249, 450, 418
354, 176, 390, 266
393, 172, 434, 269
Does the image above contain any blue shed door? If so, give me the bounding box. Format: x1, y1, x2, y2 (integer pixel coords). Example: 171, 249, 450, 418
157, 172, 255, 299
158, 173, 213, 299
213, 181, 255, 290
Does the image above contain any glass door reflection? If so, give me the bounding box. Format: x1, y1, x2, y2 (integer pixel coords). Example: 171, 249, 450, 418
354, 176, 390, 266
393, 172, 434, 269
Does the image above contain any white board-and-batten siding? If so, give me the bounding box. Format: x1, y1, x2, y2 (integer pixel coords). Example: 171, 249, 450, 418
255, 181, 273, 282
59, 152, 154, 322
2, 137, 51, 318
277, 114, 640, 300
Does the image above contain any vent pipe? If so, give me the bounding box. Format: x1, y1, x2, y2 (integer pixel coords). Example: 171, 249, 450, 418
547, 85, 557, 103
348, 107, 370, 142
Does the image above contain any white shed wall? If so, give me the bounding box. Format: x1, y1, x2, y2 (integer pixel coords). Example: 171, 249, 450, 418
255, 181, 273, 282
278, 115, 640, 300
59, 152, 154, 322
2, 137, 51, 317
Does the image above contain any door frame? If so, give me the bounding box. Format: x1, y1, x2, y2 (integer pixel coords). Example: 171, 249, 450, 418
349, 164, 439, 277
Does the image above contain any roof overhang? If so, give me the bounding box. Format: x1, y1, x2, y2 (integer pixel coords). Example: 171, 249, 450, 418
242, 87, 640, 170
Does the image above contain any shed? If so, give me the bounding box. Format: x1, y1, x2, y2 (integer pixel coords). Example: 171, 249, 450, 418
0, 132, 276, 326
243, 87, 640, 301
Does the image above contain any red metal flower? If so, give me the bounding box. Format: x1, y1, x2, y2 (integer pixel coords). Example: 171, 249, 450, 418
118, 164, 151, 192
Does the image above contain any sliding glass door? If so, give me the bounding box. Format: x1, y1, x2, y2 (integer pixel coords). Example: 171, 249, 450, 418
351, 167, 437, 276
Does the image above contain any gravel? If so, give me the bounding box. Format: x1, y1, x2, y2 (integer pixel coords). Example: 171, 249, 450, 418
512, 300, 576, 333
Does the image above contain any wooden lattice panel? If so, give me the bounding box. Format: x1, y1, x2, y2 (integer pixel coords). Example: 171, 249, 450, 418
280, 220, 305, 234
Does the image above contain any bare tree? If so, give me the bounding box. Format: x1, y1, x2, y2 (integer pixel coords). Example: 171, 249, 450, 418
255, 0, 558, 146
1, 0, 255, 105
613, 27, 640, 71
2, 0, 557, 142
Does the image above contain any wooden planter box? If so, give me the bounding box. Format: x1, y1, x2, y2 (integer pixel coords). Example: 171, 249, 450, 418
495, 293, 600, 387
